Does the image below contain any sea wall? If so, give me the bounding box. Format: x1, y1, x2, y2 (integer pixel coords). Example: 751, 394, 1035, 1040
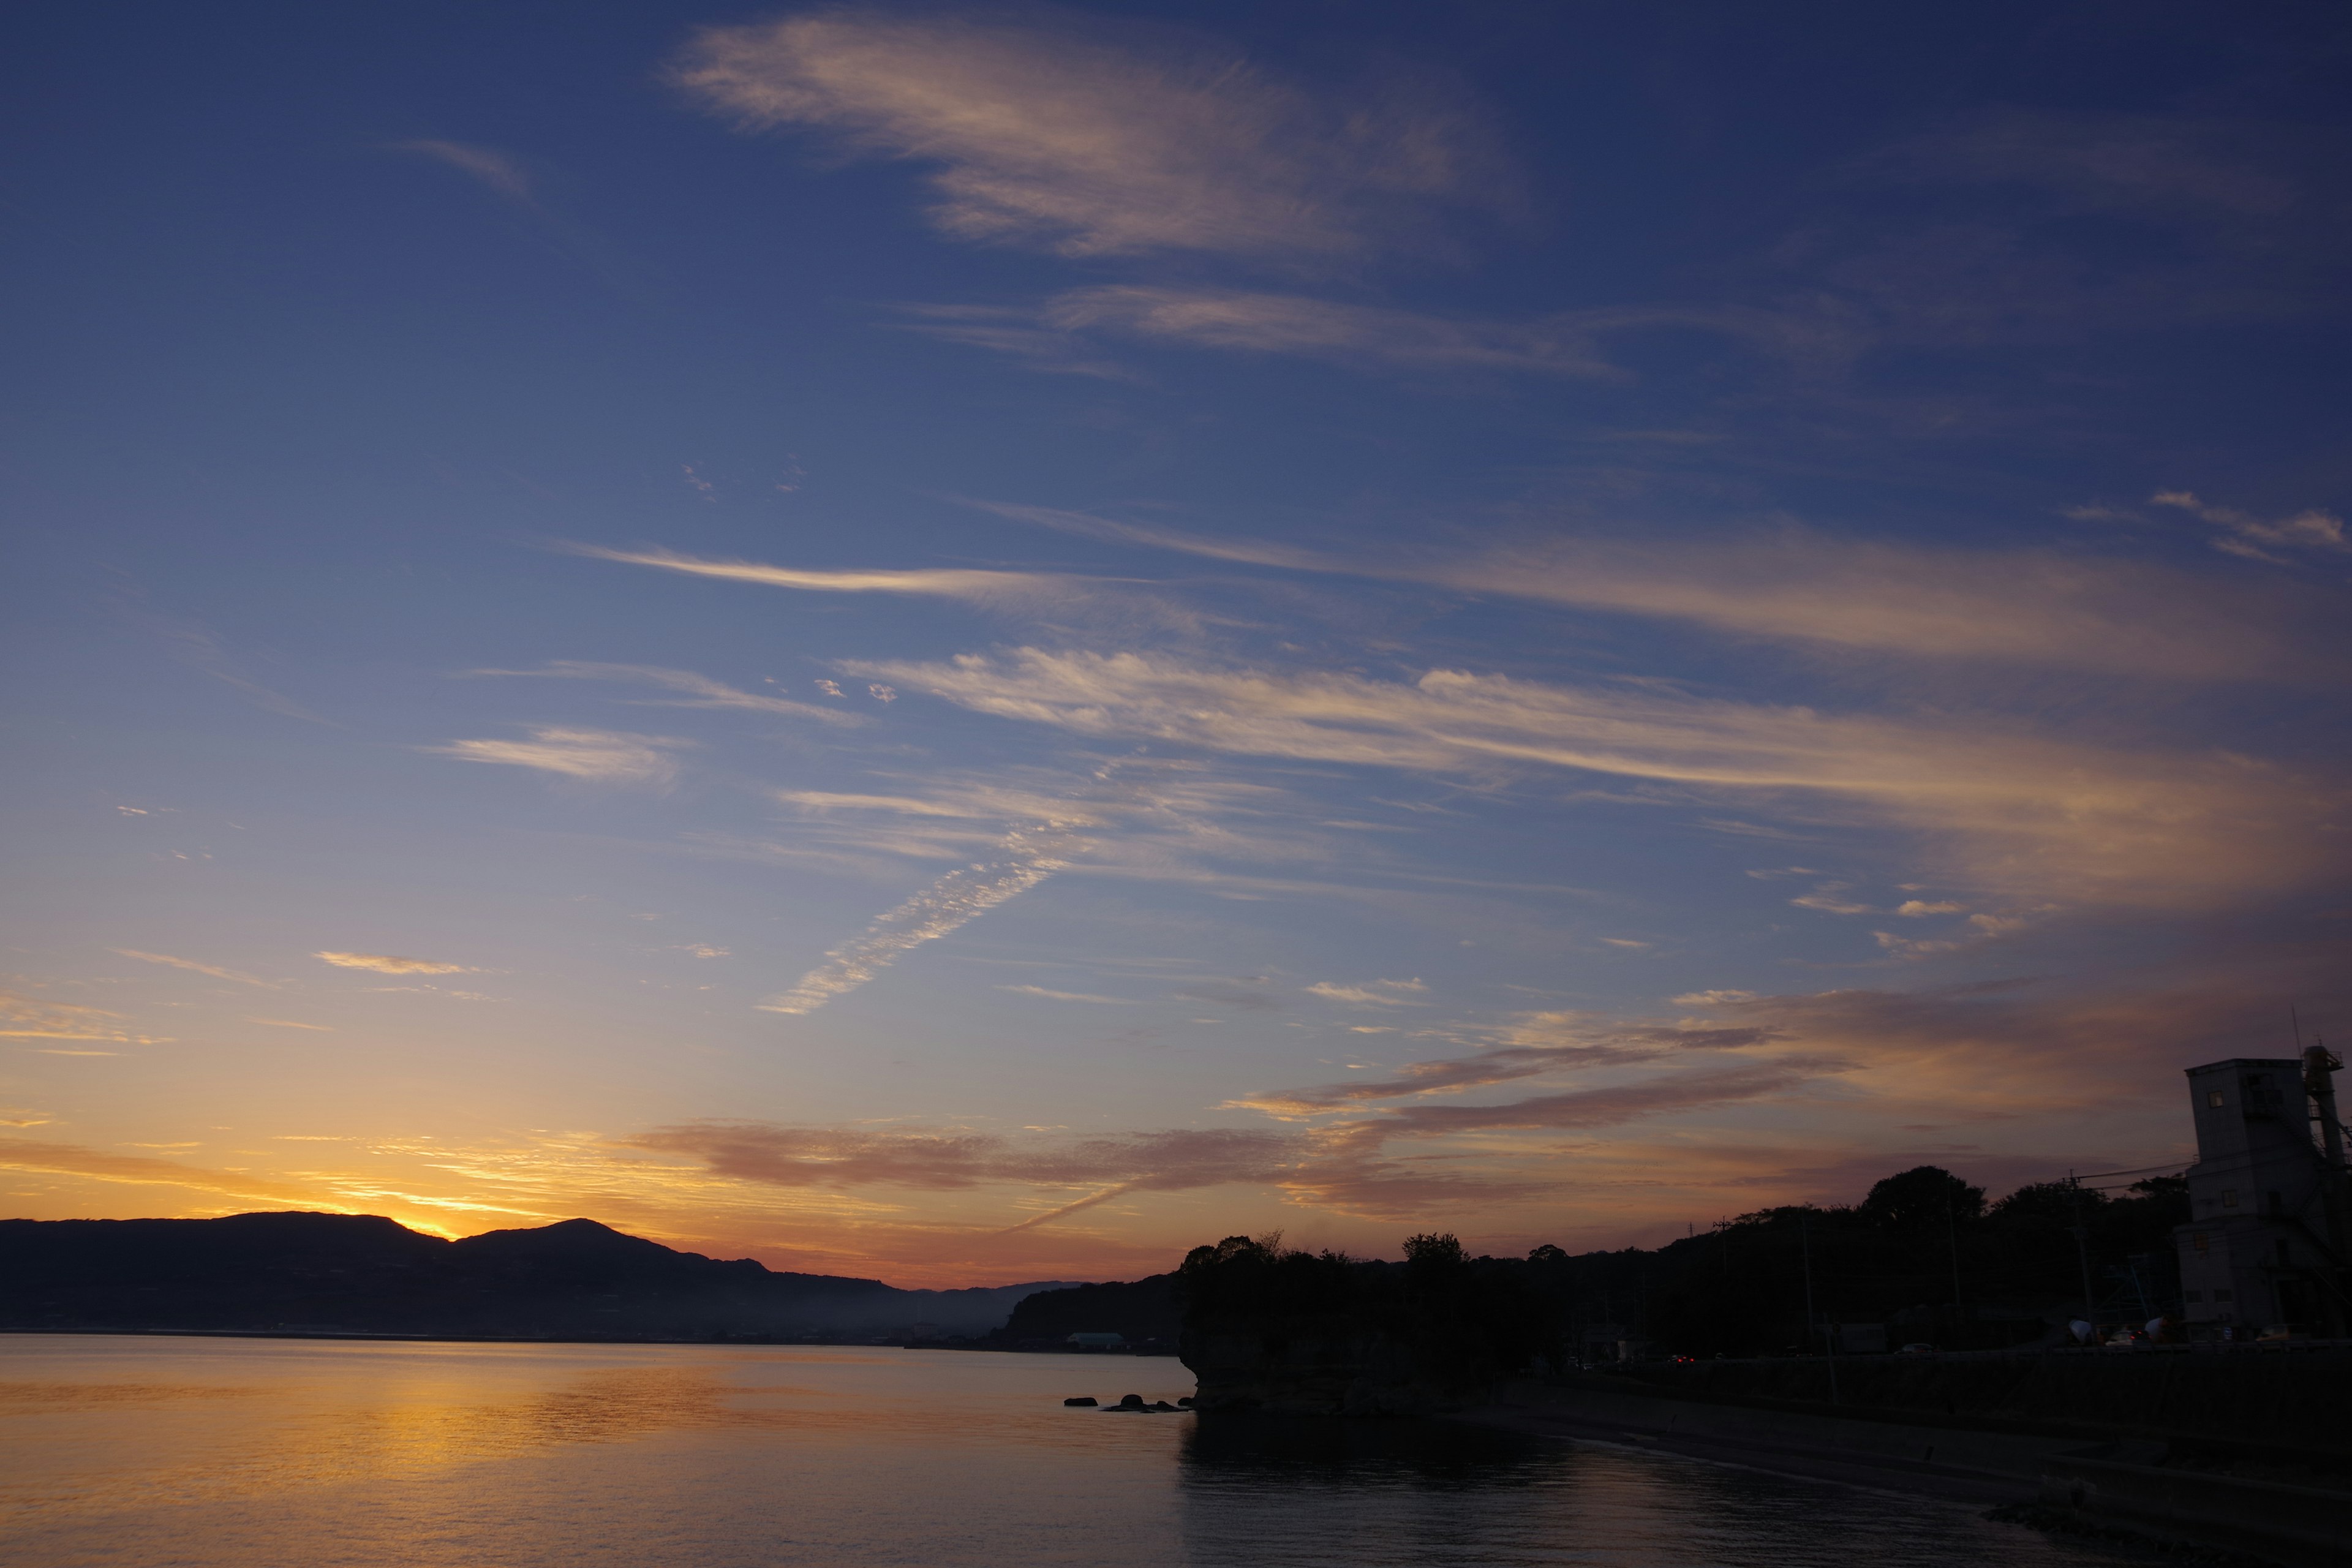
1475, 1374, 2352, 1568
1604, 1350, 2352, 1456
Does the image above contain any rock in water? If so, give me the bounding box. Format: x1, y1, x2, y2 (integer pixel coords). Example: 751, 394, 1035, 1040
1062, 1396, 1097, 1406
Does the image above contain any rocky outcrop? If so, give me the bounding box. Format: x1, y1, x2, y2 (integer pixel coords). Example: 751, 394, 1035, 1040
1175, 1234, 1545, 1417
1182, 1325, 1482, 1416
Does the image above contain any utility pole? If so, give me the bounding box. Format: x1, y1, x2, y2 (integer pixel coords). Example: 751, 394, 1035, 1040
2299, 1035, 2350, 1337
2068, 1172, 2098, 1341
1801, 1212, 1838, 1404
1946, 1192, 1966, 1348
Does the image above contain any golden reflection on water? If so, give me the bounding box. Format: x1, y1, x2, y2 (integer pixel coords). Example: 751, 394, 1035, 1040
0, 1339, 1188, 1528
1, 1340, 2125, 1568
0, 1381, 260, 1409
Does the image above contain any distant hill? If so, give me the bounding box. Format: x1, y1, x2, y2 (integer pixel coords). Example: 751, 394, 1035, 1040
0, 1213, 1075, 1341
990, 1272, 1180, 1349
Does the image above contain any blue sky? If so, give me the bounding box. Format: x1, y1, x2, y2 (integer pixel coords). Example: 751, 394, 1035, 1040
5, 1, 2349, 1283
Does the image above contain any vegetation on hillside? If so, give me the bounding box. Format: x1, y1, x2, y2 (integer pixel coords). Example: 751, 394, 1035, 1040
1164, 1166, 2189, 1363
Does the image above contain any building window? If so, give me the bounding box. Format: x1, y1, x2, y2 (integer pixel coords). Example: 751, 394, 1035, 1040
2207, 1090, 2225, 1107
2278, 1240, 2293, 1267
2222, 1189, 2238, 1207
2193, 1232, 2209, 1252
2267, 1191, 2283, 1215
2214, 1289, 2233, 1302
2185, 1291, 2203, 1302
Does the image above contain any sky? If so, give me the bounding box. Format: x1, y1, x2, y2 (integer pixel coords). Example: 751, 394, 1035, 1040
4, 1, 2350, 1286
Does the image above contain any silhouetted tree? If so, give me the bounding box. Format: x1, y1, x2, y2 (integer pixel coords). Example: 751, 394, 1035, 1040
1862, 1166, 1985, 1229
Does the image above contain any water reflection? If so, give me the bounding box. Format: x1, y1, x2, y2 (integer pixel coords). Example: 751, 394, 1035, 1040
1177, 1414, 2119, 1568
3, 1339, 2142, 1568
1183, 1413, 1555, 1488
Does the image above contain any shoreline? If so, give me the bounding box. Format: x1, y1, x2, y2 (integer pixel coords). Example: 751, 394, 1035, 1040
1457, 1378, 2346, 1567
0, 1326, 1176, 1353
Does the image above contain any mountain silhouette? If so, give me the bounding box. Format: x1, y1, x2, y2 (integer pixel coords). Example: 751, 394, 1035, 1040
0, 1212, 1072, 1341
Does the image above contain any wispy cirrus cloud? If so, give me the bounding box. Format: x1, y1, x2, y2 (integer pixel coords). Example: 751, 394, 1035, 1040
1875, 107, 2302, 219
1231, 1012, 1776, 1117
0, 1138, 320, 1205
843, 647, 2346, 908
110, 949, 276, 989
621, 1120, 1298, 1233
1029, 287, 1858, 379
129, 609, 333, 725
997, 984, 1131, 1004
758, 760, 1257, 1015
759, 835, 1072, 1016
1316, 1058, 1828, 1147
1034, 287, 1618, 376
426, 726, 690, 788
1, 989, 173, 1047
564, 542, 1185, 627
565, 543, 1073, 605
624, 1058, 1830, 1228
669, 10, 1507, 263
1663, 969, 2319, 1114
314, 952, 478, 976
2151, 490, 2349, 565
987, 505, 2331, 682
1305, 978, 1428, 1007
391, 140, 535, 204
473, 662, 863, 725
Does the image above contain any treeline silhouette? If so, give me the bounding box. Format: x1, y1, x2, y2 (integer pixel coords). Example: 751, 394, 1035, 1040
1161, 1166, 2189, 1366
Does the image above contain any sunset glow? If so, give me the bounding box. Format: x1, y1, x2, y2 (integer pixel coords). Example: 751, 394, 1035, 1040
6, 2, 2348, 1288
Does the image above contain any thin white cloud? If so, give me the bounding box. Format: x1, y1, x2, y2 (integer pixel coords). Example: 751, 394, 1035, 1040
1306, 978, 1428, 1007
890, 304, 1136, 379
1791, 884, 1875, 915
475, 662, 862, 725
139, 614, 333, 725
314, 952, 478, 976
997, 984, 1132, 1005
669, 10, 1505, 262
1, 989, 173, 1046
427, 726, 688, 787
2151, 490, 2349, 565
760, 765, 1142, 1015
110, 949, 276, 989
244, 1017, 335, 1031
981, 507, 2326, 682
778, 790, 979, 818
391, 140, 534, 204
1041, 287, 1623, 376
968, 499, 1324, 569
760, 854, 1063, 1016
913, 288, 1858, 381
565, 543, 1101, 614
0, 1137, 318, 1205
845, 647, 2346, 908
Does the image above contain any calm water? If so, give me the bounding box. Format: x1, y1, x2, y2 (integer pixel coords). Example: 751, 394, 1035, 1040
1, 1336, 2136, 1568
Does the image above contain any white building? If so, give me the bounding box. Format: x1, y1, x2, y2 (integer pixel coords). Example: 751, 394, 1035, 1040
2173, 1050, 2351, 1335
